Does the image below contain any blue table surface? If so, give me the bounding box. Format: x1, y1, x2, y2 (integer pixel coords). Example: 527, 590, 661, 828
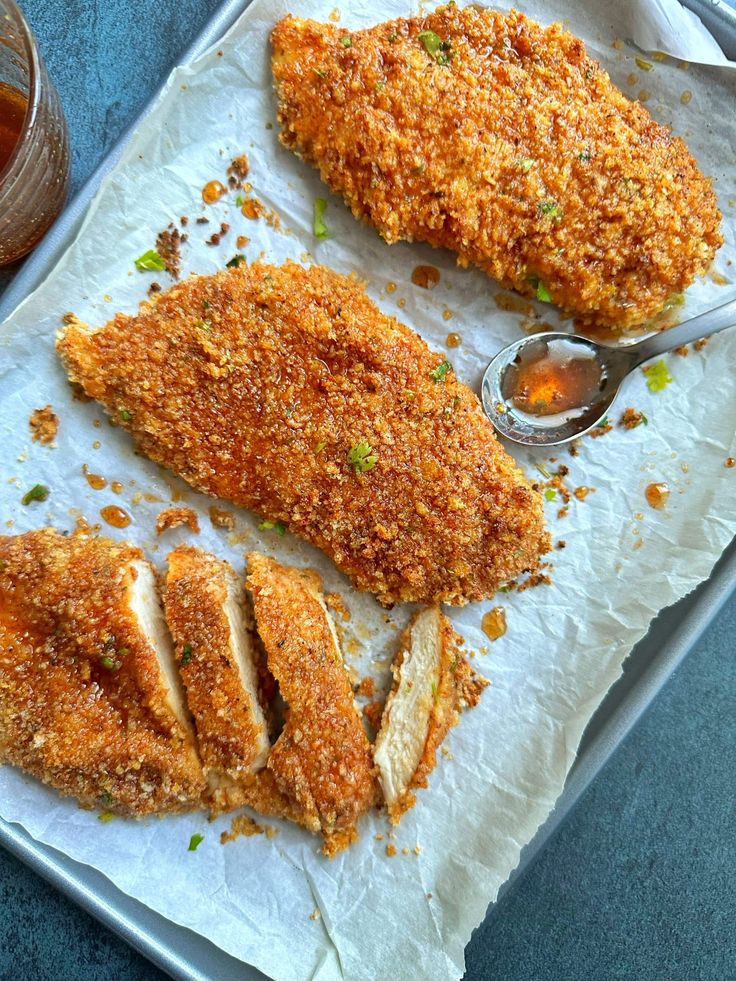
1, 2, 734, 979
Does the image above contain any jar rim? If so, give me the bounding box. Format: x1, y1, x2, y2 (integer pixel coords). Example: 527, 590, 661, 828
0, 0, 42, 184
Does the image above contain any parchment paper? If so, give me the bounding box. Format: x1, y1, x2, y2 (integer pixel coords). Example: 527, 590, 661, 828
1, 1, 735, 978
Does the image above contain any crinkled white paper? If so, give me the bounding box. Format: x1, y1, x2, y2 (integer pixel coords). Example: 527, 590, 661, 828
1, 1, 735, 979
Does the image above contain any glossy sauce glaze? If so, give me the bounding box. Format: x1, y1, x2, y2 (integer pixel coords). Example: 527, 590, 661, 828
100, 505, 132, 528
502, 338, 604, 419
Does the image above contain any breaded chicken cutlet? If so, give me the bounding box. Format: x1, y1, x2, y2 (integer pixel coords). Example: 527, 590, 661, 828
57, 262, 548, 607
247, 552, 377, 852
271, 6, 722, 332
164, 546, 269, 787
0, 530, 204, 816
374, 607, 488, 824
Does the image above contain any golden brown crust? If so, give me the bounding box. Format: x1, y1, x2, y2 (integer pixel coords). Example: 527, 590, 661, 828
155, 507, 200, 536
375, 607, 488, 824
0, 530, 204, 815
57, 261, 548, 607
246, 552, 377, 842
164, 545, 268, 782
271, 7, 722, 331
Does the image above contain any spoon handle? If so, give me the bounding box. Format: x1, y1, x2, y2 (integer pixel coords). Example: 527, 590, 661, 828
625, 294, 736, 366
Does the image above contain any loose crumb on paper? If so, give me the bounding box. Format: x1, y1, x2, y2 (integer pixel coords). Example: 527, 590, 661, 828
29, 405, 59, 445
155, 507, 200, 536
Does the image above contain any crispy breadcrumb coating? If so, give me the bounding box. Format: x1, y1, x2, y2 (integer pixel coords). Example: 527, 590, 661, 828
271, 7, 722, 332
0, 530, 204, 815
57, 262, 548, 607
247, 552, 377, 850
164, 546, 269, 785
374, 606, 488, 824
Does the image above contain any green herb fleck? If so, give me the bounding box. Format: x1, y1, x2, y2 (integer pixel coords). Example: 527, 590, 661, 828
194, 318, 211, 332
643, 360, 673, 393
188, 833, 205, 852
340, 35, 352, 47
640, 412, 649, 426
518, 158, 535, 172
431, 680, 439, 704
99, 655, 118, 672
21, 484, 49, 506
635, 57, 653, 71
313, 198, 328, 240
585, 67, 594, 79
119, 408, 132, 422
418, 30, 451, 63
98, 812, 116, 824
202, 299, 211, 310
312, 67, 328, 79
314, 441, 326, 454
536, 281, 552, 303
235, 195, 245, 207
226, 254, 246, 268
347, 441, 378, 473
181, 643, 193, 666
429, 360, 451, 382
598, 416, 610, 428
258, 519, 286, 535
117, 647, 129, 659
544, 488, 557, 501
375, 81, 386, 92
134, 249, 166, 272
577, 150, 591, 161
100, 792, 114, 806
538, 200, 562, 220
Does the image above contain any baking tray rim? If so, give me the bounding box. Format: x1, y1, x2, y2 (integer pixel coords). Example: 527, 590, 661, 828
1, 0, 735, 978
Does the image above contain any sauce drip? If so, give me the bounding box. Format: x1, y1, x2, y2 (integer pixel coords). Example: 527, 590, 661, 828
110, 481, 124, 494
100, 505, 131, 528
201, 180, 226, 204
411, 264, 440, 289
645, 482, 670, 510
0, 83, 27, 174
446, 332, 462, 348
502, 339, 604, 418
82, 465, 107, 490
481, 606, 507, 641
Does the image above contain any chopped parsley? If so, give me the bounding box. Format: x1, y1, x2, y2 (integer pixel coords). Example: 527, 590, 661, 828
226, 254, 246, 268
119, 408, 132, 422
528, 276, 552, 303
99, 792, 114, 807
258, 519, 286, 535
134, 249, 166, 272
388, 31, 398, 43
99, 655, 118, 672
643, 360, 673, 393
577, 150, 591, 161
98, 812, 116, 824
418, 30, 451, 64
538, 200, 562, 220
194, 318, 211, 331
544, 488, 557, 501
314, 440, 326, 454
640, 412, 649, 426
518, 158, 535, 172
313, 198, 328, 240
347, 441, 378, 473
188, 833, 205, 852
429, 360, 451, 382
598, 416, 610, 428
375, 81, 386, 92
180, 644, 193, 666
340, 35, 352, 47
21, 484, 49, 505
312, 67, 328, 79
235, 194, 245, 207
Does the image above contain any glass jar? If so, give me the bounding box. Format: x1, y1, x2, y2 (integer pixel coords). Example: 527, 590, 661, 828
0, 0, 69, 266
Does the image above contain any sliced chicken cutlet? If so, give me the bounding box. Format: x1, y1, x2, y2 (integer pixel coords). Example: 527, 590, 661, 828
271, 7, 722, 332
0, 530, 204, 816
374, 606, 488, 824
163, 546, 269, 794
246, 552, 377, 853
57, 261, 548, 607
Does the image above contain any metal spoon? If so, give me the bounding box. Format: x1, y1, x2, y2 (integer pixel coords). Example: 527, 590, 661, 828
481, 295, 736, 446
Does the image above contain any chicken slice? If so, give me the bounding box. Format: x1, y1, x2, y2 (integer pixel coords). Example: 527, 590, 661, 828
57, 261, 548, 607
0, 530, 204, 816
163, 546, 269, 792
271, 7, 721, 333
246, 552, 377, 853
374, 607, 488, 824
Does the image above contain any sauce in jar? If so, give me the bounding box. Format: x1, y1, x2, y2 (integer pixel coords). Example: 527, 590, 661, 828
0, 82, 26, 174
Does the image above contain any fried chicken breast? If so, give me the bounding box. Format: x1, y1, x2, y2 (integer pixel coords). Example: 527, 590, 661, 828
0, 530, 204, 816
57, 262, 548, 607
163, 546, 269, 790
271, 6, 722, 332
373, 606, 487, 824
246, 552, 377, 852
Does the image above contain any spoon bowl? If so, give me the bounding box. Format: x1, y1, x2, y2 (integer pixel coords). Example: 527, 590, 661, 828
481, 295, 736, 447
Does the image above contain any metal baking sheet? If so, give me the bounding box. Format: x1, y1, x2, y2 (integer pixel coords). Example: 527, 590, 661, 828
1, 1, 735, 978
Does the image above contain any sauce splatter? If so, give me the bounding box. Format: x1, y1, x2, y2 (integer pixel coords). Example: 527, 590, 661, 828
481, 606, 507, 641
83, 465, 107, 490
645, 482, 670, 509
202, 180, 226, 204
446, 332, 461, 348
442, 309, 453, 321
725, 458, 735, 469
100, 505, 131, 528
111, 481, 124, 494
680, 90, 692, 105
386, 281, 397, 294
241, 198, 264, 220
411, 264, 440, 289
